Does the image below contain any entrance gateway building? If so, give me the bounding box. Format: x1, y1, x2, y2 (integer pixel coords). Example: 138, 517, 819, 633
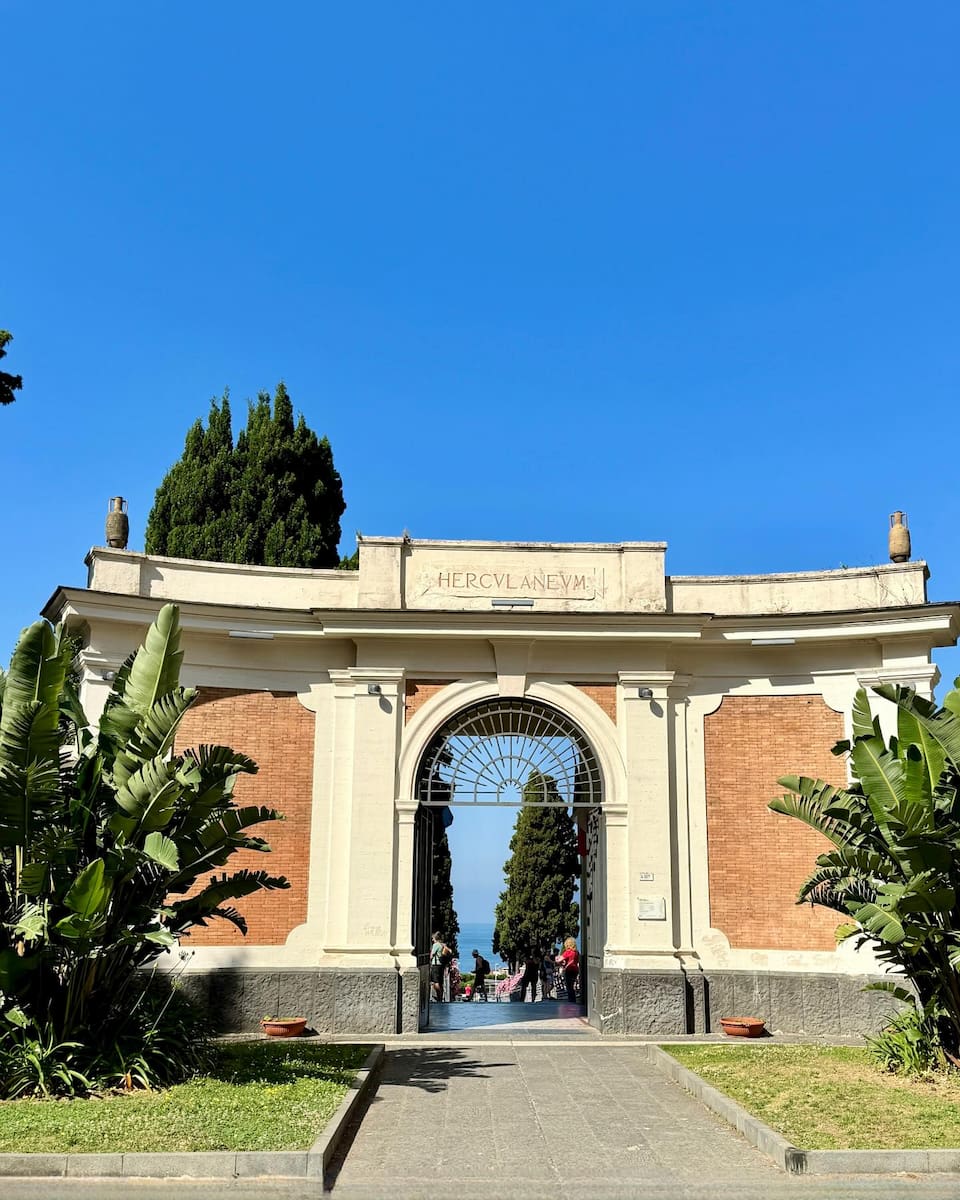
43, 533, 960, 1036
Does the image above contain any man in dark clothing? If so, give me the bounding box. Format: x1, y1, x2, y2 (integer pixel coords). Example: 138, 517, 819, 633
519, 951, 540, 1002
471, 949, 490, 1001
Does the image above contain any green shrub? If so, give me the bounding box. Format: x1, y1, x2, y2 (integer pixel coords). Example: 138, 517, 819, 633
0, 604, 287, 1097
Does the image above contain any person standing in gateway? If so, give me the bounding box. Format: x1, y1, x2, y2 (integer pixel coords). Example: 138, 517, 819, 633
471, 949, 490, 1001
430, 932, 450, 1002
556, 937, 580, 1002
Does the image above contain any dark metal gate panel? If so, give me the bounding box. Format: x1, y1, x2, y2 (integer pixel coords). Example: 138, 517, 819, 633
416, 698, 603, 808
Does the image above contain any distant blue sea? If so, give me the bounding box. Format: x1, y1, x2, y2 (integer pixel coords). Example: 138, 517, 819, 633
456, 921, 501, 971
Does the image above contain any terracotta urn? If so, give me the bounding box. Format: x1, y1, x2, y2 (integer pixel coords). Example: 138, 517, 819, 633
719, 1016, 766, 1038
105, 497, 129, 549
260, 1017, 307, 1038
889, 511, 911, 563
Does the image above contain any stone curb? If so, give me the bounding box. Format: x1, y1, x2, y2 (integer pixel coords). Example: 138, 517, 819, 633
0, 1043, 385, 1181
647, 1044, 960, 1175
309, 1043, 384, 1177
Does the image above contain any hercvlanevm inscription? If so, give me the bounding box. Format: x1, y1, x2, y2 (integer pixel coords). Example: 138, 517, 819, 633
425, 568, 606, 599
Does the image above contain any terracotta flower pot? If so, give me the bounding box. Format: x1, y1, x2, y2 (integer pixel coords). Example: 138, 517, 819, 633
260, 1017, 307, 1038
719, 1016, 766, 1038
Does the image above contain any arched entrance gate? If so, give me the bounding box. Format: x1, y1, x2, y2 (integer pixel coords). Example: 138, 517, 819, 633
411, 697, 607, 1029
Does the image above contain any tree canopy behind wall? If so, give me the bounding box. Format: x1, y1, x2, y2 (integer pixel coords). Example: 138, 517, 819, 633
145, 384, 346, 567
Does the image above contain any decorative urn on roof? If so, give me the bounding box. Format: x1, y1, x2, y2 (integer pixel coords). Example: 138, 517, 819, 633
888, 511, 911, 563
105, 497, 129, 550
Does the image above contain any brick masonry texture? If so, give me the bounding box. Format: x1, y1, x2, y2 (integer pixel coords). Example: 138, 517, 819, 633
404, 680, 452, 723
572, 682, 617, 724
174, 688, 315, 946
704, 694, 842, 951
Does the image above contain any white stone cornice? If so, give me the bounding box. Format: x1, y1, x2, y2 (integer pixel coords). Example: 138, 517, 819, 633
618, 670, 679, 702
858, 664, 940, 699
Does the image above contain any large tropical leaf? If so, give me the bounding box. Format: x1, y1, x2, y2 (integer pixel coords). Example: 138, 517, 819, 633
0, 623, 70, 774
175, 745, 259, 830
898, 703, 947, 796
852, 688, 881, 741
850, 736, 904, 843
166, 868, 290, 936
0, 760, 61, 849
63, 859, 111, 918
770, 776, 860, 847
143, 831, 179, 871
112, 689, 198, 789
120, 605, 184, 718
166, 805, 282, 890
887, 872, 956, 916
850, 900, 907, 944
876, 684, 960, 769
901, 746, 935, 833
113, 758, 182, 832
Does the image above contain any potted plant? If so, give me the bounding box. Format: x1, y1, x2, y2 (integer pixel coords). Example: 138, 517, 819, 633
719, 1016, 766, 1037
260, 1015, 308, 1038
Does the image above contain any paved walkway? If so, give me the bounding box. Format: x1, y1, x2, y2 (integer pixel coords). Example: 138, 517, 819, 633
327, 1044, 960, 1199
328, 1043, 779, 1193
426, 996, 592, 1035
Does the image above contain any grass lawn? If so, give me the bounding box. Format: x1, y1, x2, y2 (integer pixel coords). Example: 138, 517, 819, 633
0, 1042, 369, 1154
666, 1044, 960, 1150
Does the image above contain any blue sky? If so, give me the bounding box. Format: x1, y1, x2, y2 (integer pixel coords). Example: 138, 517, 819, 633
3, 3, 959, 921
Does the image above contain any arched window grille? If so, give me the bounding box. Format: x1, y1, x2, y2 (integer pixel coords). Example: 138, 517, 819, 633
416, 698, 603, 807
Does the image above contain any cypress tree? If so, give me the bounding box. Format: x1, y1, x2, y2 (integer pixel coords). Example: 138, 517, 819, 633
492, 772, 580, 968
431, 818, 459, 956
146, 383, 346, 567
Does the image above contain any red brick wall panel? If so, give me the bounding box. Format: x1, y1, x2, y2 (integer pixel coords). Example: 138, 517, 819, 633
572, 683, 617, 724
405, 680, 452, 723
704, 694, 843, 951
173, 688, 314, 946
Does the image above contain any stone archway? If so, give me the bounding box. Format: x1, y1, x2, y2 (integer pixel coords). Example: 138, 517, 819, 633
410, 695, 606, 1030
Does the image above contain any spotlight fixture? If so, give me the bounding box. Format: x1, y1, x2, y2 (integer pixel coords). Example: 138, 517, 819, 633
638, 687, 654, 700
367, 683, 382, 695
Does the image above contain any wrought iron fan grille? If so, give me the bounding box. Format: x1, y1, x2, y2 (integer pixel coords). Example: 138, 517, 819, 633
416, 698, 603, 807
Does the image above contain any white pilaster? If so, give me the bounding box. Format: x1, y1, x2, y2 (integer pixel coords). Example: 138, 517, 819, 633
611, 671, 682, 969
392, 798, 420, 966
320, 667, 405, 968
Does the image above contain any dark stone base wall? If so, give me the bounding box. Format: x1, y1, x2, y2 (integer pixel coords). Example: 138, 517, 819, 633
171, 965, 906, 1037
599, 968, 906, 1037
174, 967, 402, 1036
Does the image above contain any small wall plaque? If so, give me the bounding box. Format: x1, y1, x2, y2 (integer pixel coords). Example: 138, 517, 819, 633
636, 896, 667, 921
637, 871, 655, 882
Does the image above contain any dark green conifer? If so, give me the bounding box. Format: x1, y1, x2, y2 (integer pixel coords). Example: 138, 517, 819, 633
431, 820, 459, 956
146, 384, 346, 567
492, 772, 580, 967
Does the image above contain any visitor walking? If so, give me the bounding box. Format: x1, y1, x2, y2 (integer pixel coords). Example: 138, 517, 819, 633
556, 937, 580, 1002
519, 950, 540, 1002
471, 949, 490, 1001
430, 931, 450, 1002
540, 948, 556, 999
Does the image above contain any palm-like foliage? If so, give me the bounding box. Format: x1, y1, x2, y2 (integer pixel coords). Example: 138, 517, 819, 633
770, 684, 960, 1059
0, 604, 288, 1090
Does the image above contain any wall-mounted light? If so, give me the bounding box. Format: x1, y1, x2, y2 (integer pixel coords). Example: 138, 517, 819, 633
638, 687, 654, 700
228, 630, 275, 640
750, 638, 796, 646
491, 598, 534, 608
367, 683, 382, 695
101, 670, 116, 682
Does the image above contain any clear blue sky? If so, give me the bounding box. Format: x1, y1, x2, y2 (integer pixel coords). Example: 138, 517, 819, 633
3, 3, 959, 922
